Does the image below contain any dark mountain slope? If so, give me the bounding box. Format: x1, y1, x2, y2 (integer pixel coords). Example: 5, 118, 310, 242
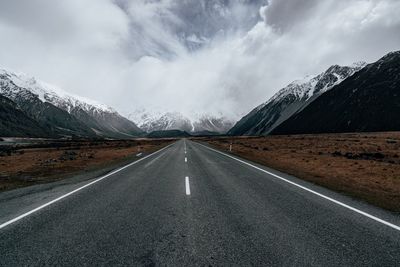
69, 107, 143, 139
0, 74, 96, 138
0, 95, 49, 137
272, 51, 400, 135
228, 63, 365, 136
0, 69, 143, 138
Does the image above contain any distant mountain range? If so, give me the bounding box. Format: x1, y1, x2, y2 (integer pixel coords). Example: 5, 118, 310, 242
2, 50, 399, 139
228, 62, 366, 136
0, 69, 143, 138
129, 110, 234, 134
271, 51, 400, 135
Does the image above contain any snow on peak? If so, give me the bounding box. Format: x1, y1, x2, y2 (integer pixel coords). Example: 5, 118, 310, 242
351, 61, 367, 69
129, 109, 234, 133
257, 62, 367, 110
0, 68, 115, 114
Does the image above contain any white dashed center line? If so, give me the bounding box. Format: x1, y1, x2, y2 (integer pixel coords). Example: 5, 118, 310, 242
185, 157, 187, 163
185, 176, 191, 195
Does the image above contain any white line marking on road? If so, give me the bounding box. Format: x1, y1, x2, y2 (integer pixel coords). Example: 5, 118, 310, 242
185, 176, 191, 195
185, 157, 187, 163
0, 143, 175, 230
196, 142, 400, 232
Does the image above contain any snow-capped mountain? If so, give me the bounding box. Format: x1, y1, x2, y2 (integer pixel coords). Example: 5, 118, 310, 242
272, 51, 400, 134
1, 69, 114, 112
130, 110, 234, 134
193, 115, 235, 134
0, 69, 142, 138
228, 62, 366, 136
130, 111, 193, 133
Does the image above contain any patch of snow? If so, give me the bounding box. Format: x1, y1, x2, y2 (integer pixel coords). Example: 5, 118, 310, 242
257, 61, 367, 110
0, 68, 115, 114
129, 109, 234, 133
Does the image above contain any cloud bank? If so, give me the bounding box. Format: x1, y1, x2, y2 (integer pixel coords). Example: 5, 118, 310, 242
0, 0, 399, 120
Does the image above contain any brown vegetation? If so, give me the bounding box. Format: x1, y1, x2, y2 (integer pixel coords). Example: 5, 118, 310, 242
199, 132, 400, 211
0, 139, 174, 191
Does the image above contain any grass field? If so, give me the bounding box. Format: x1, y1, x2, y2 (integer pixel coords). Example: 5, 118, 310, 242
0, 138, 174, 191
199, 132, 400, 212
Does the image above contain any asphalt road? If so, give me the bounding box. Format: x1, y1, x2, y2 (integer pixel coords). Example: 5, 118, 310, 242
0, 139, 399, 266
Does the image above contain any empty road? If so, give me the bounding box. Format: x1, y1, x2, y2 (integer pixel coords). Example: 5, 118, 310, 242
0, 139, 399, 266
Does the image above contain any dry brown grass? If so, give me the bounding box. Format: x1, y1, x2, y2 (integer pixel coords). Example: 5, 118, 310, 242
199, 132, 400, 212
0, 139, 174, 191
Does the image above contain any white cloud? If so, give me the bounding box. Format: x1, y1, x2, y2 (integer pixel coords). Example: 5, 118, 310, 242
0, 0, 399, 121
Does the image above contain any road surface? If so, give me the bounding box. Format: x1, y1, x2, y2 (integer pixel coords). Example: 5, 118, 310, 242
0, 139, 399, 266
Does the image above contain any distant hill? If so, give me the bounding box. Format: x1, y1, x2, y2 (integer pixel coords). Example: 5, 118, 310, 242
228, 63, 365, 136
191, 130, 221, 136
272, 51, 400, 135
146, 130, 191, 138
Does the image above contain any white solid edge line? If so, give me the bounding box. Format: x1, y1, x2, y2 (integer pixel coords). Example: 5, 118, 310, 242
0, 142, 176, 230
185, 176, 191, 195
196, 142, 400, 232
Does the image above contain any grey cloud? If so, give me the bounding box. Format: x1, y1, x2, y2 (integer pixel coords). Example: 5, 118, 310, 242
0, 0, 129, 43
0, 0, 399, 121
262, 0, 318, 31
118, 0, 266, 59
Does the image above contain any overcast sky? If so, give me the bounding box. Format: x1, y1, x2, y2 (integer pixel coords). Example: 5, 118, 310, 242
0, 0, 399, 120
